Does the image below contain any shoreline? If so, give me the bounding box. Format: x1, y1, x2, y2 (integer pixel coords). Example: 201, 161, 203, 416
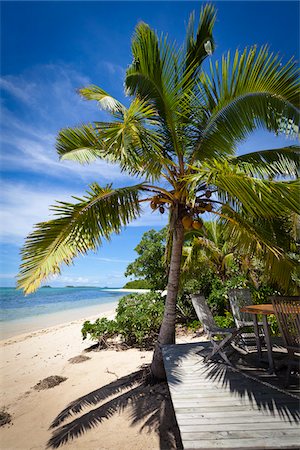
0, 289, 151, 341
0, 301, 119, 342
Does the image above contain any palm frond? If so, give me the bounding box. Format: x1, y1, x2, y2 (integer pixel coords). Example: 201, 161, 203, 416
189, 160, 300, 218
56, 124, 105, 164
231, 145, 300, 178
185, 4, 216, 76
125, 22, 182, 155
193, 46, 299, 161
79, 85, 125, 113
220, 210, 298, 292
17, 184, 144, 294
56, 98, 170, 180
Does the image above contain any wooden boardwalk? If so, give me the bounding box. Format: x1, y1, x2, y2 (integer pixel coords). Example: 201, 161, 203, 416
162, 342, 300, 450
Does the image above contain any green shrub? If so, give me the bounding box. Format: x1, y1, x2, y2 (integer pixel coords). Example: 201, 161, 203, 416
115, 292, 164, 347
186, 319, 201, 332
214, 311, 235, 328
267, 314, 280, 336
207, 278, 227, 315
250, 285, 280, 304
81, 292, 165, 348
81, 317, 118, 346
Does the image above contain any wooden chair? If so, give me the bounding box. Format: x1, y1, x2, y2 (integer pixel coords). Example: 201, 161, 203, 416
270, 296, 300, 386
191, 294, 246, 365
229, 288, 265, 351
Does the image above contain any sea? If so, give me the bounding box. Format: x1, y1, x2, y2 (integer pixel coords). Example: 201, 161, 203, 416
0, 287, 127, 323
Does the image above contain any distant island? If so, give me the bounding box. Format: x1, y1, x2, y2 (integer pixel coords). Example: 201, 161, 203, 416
41, 285, 51, 288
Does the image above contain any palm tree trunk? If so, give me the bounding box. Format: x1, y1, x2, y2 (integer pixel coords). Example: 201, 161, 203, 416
151, 215, 184, 380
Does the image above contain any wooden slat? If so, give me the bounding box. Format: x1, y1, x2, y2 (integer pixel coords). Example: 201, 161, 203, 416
162, 342, 300, 450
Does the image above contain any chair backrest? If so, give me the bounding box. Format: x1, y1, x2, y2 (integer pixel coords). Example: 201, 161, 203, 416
228, 288, 253, 328
191, 294, 216, 334
270, 296, 300, 351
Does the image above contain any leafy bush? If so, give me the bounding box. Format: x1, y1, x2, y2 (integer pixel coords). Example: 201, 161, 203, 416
214, 311, 235, 328
116, 292, 164, 347
186, 320, 201, 332
267, 314, 280, 336
81, 317, 118, 346
125, 228, 167, 290
207, 278, 228, 315
81, 293, 164, 348
250, 284, 280, 304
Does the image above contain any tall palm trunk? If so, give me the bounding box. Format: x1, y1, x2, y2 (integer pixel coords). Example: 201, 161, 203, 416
151, 214, 184, 380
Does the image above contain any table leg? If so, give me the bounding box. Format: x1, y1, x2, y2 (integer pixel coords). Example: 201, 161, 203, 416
262, 315, 274, 374
252, 314, 262, 360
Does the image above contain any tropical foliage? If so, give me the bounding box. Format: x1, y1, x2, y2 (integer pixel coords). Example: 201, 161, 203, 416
18, 4, 299, 379
82, 292, 164, 348
125, 228, 167, 290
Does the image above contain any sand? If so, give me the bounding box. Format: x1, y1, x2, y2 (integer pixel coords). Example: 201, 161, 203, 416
0, 306, 199, 450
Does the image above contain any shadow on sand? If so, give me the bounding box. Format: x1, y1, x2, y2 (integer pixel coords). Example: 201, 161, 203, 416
47, 366, 183, 449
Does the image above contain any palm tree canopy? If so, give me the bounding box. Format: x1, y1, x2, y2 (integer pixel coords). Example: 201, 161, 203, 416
18, 4, 299, 294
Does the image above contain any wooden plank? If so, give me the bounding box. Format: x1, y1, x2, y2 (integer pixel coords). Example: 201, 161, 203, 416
181, 429, 300, 440
184, 436, 300, 449
177, 415, 298, 425
178, 422, 299, 432
162, 342, 300, 450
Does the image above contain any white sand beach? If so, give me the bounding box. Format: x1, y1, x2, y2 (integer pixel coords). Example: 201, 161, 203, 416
0, 304, 198, 449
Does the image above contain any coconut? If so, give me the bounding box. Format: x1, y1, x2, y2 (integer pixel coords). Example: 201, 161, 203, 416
192, 220, 203, 230
182, 215, 193, 230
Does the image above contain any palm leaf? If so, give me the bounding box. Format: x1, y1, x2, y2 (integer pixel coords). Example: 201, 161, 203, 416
220, 210, 298, 291
17, 184, 144, 294
79, 85, 125, 113
56, 98, 170, 180
185, 5, 216, 76
193, 46, 299, 161
189, 160, 300, 218
231, 145, 300, 178
56, 124, 105, 164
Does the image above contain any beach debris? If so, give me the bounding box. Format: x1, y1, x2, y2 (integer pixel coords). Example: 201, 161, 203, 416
33, 375, 67, 390
105, 368, 118, 379
0, 408, 12, 427
68, 355, 91, 364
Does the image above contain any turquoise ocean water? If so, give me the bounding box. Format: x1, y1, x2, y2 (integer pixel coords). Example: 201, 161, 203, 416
0, 287, 127, 323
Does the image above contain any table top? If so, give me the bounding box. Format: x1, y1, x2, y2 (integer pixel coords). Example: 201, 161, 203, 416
241, 303, 300, 315
240, 304, 274, 315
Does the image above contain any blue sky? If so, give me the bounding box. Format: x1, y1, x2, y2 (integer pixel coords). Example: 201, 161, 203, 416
1, 1, 299, 290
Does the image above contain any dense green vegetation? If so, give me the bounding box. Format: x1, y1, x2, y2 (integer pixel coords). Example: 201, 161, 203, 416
122, 279, 151, 289
82, 292, 164, 348
125, 228, 167, 290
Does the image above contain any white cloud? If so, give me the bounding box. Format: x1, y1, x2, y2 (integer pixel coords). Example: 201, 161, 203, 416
0, 77, 37, 104
0, 63, 135, 182
0, 273, 16, 279
0, 183, 80, 244
0, 182, 168, 245
102, 61, 125, 80
89, 257, 131, 263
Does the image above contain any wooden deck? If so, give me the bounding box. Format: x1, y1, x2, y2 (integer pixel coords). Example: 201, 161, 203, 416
162, 342, 300, 450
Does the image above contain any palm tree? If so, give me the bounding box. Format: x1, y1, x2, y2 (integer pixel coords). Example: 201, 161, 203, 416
18, 5, 299, 380
182, 215, 299, 291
